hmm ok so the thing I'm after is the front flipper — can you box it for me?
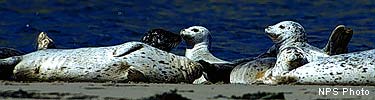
[323,25,353,55]
[113,42,145,57]
[37,32,56,50]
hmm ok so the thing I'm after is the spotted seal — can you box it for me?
[273,49,375,85]
[0,42,203,83]
[180,26,234,84]
[258,21,355,84]
[230,24,353,84]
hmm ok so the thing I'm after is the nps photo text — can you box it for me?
[319,88,370,96]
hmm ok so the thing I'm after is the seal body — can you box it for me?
[230,24,353,84]
[279,49,375,85]
[180,26,233,84]
[230,57,276,84]
[260,21,331,84]
[3,42,202,83]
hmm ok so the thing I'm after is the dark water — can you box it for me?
[0,0,374,61]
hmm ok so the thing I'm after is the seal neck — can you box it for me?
[276,33,307,49]
[185,42,210,60]
[186,42,211,56]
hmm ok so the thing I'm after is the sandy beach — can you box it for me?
[0,81,374,100]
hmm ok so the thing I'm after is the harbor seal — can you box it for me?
[141,29,182,52]
[180,26,233,84]
[273,49,375,85]
[259,21,354,84]
[0,42,203,83]
[230,24,353,84]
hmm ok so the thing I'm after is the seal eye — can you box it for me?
[279,25,285,29]
[191,29,199,32]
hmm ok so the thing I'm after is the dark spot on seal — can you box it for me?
[362,68,368,73]
[60,67,67,71]
[158,61,169,65]
[34,66,40,74]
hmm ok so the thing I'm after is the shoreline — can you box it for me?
[0,81,374,99]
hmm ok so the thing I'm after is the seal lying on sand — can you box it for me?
[273,49,375,85]
[230,24,353,84]
[180,25,353,84]
[259,21,356,84]
[0,42,202,83]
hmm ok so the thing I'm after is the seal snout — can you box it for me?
[180,29,192,39]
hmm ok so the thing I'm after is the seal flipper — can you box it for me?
[113,43,144,57]
[323,25,353,55]
[0,56,22,80]
[37,32,56,50]
[196,60,234,83]
[127,68,148,83]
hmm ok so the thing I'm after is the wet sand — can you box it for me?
[0,81,375,100]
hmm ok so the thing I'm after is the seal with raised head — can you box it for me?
[230,24,353,84]
[260,21,340,84]
[180,26,234,84]
[0,42,203,83]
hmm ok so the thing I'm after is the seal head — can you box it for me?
[140,29,181,52]
[265,21,307,45]
[180,26,212,49]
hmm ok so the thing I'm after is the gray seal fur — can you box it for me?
[275,49,375,85]
[260,21,330,84]
[0,42,202,83]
